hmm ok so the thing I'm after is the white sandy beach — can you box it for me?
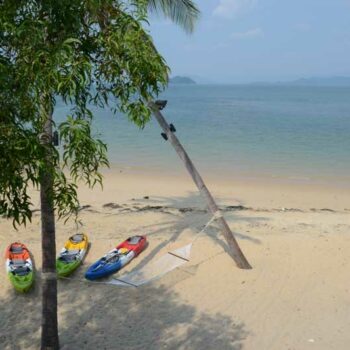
[1,169,350,349]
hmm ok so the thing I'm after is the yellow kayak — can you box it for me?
[56,233,89,277]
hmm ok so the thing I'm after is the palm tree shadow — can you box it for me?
[128,215,193,271]
[124,191,266,272]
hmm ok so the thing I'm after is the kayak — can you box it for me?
[5,242,34,293]
[85,235,147,280]
[56,233,88,277]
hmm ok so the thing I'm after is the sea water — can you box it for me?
[55,85,350,185]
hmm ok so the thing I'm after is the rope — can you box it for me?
[191,210,223,244]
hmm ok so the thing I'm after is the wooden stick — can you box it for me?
[168,252,190,262]
[149,102,252,270]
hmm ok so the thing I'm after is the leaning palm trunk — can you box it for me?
[149,102,251,269]
[39,103,59,350]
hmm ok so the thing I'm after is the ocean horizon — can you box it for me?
[55,84,350,187]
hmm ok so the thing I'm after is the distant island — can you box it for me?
[287,76,350,86]
[168,75,350,86]
[250,76,350,87]
[169,76,196,84]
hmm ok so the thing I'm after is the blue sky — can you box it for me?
[148,0,350,83]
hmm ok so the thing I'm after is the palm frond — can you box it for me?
[148,0,200,33]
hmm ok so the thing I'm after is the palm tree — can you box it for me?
[147,1,251,269]
[148,0,200,33]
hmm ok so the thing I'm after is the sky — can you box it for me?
[148,0,350,83]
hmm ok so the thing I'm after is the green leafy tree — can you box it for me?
[0,0,198,349]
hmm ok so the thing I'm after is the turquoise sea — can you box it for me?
[56,85,350,185]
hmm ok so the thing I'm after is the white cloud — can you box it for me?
[213,0,257,19]
[231,27,264,39]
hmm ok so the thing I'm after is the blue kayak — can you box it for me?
[85,236,147,280]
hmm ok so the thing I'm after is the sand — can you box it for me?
[1,168,350,349]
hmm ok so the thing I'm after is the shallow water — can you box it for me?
[55,85,350,185]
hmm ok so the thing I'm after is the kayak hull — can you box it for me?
[56,259,81,278]
[85,256,128,280]
[85,235,147,281]
[8,271,34,293]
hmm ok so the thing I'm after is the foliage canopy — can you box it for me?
[0,0,171,226]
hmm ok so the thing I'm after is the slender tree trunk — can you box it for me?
[149,102,251,269]
[40,102,59,350]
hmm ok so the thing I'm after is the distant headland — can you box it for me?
[169,76,196,84]
[249,76,350,87]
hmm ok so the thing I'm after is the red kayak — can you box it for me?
[116,236,147,256]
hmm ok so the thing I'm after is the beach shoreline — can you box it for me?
[85,166,350,211]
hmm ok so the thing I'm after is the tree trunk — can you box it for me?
[40,104,59,350]
[149,102,251,269]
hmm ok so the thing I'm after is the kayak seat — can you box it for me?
[10,246,24,254]
[59,249,80,263]
[106,254,120,264]
[10,260,30,275]
[66,249,80,255]
[13,266,30,276]
[70,234,84,243]
[128,236,142,245]
[59,255,77,263]
[11,259,26,266]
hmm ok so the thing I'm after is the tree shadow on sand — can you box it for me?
[0,274,248,350]
[0,277,41,349]
[59,280,248,350]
